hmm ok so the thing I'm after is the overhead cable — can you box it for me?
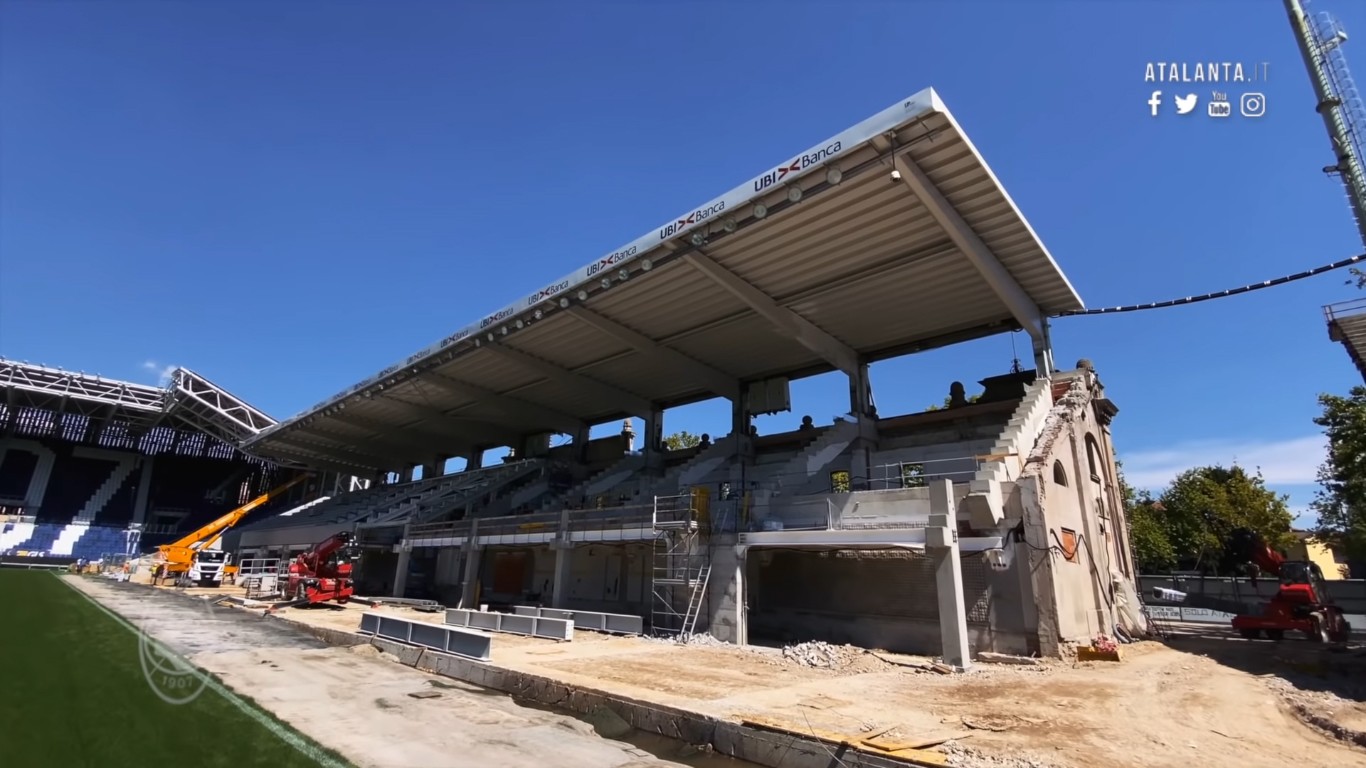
[1052,252,1366,317]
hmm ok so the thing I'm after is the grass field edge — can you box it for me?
[52,572,355,768]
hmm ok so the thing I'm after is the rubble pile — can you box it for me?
[781,641,861,669]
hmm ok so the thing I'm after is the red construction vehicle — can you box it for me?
[1226,529,1350,642]
[284,531,359,605]
[1157,528,1351,642]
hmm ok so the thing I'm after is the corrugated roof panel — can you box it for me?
[585,260,754,341]
[499,312,633,368]
[669,316,817,380]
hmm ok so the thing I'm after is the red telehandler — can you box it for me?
[283,530,360,605]
[1155,528,1351,642]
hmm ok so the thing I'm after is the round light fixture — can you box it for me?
[577,290,588,301]
[753,203,768,219]
[600,278,611,289]
[617,269,629,281]
[500,326,508,335]
[787,186,803,203]
[560,297,571,308]
[690,231,705,246]
[722,217,737,233]
[641,258,653,271]
[516,319,525,329]
[533,309,543,320]
[486,333,494,342]
[825,166,843,185]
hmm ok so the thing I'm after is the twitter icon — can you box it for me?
[1174,93,1199,115]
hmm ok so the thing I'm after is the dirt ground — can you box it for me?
[258,600,1366,768]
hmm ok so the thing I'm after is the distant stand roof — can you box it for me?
[244,86,1085,473]
[1325,298,1366,383]
[0,358,278,454]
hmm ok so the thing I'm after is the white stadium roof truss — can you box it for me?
[0,358,279,457]
[243,87,1085,472]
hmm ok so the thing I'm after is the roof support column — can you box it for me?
[421,461,442,480]
[643,409,664,471]
[466,449,483,471]
[1032,320,1055,377]
[848,361,875,490]
[572,424,591,464]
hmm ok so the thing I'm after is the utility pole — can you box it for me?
[1285,0,1366,248]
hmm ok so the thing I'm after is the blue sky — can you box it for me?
[3,0,1365,521]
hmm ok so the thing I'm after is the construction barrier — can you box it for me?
[444,608,574,641]
[357,612,492,662]
[512,605,643,635]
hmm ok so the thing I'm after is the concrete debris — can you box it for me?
[781,641,863,669]
[976,652,1042,666]
[942,742,1056,768]
[641,632,729,647]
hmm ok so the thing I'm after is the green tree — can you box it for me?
[662,430,701,450]
[1116,460,1175,572]
[1311,387,1366,562]
[1156,465,1294,573]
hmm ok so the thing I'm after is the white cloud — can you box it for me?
[142,360,177,387]
[1121,435,1327,490]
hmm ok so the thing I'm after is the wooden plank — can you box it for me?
[740,715,950,768]
[863,731,971,751]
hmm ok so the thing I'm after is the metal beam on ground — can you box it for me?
[890,152,1045,340]
[681,251,860,376]
[481,343,655,418]
[564,306,741,401]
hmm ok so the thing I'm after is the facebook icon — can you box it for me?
[1147,90,1162,117]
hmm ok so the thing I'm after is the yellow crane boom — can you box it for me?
[155,474,307,580]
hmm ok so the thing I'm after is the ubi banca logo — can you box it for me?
[752,141,842,193]
[138,599,212,705]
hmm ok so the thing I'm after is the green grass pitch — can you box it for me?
[0,569,349,767]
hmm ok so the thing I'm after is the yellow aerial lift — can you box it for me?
[152,474,307,587]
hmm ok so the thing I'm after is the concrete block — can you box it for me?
[962,479,1003,529]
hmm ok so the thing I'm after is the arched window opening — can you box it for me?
[1052,461,1068,487]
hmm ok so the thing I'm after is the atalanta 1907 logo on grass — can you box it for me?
[137,597,212,705]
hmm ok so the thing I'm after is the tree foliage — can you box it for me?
[1117,461,1175,572]
[1121,463,1293,574]
[662,430,701,451]
[1311,387,1366,562]
[1160,466,1293,572]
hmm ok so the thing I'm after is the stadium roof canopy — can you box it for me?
[0,358,277,451]
[1325,299,1366,382]
[243,86,1085,474]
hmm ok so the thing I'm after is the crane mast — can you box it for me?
[1285,0,1366,248]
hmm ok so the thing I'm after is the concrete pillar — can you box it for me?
[1032,320,1055,377]
[928,479,972,671]
[421,461,441,480]
[730,398,752,462]
[393,546,411,598]
[459,519,483,608]
[572,423,591,463]
[131,456,155,526]
[550,540,573,608]
[643,409,664,470]
[848,361,872,417]
[466,450,483,471]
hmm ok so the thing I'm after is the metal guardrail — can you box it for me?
[444,608,574,641]
[1325,297,1366,322]
[511,605,644,635]
[357,612,492,661]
